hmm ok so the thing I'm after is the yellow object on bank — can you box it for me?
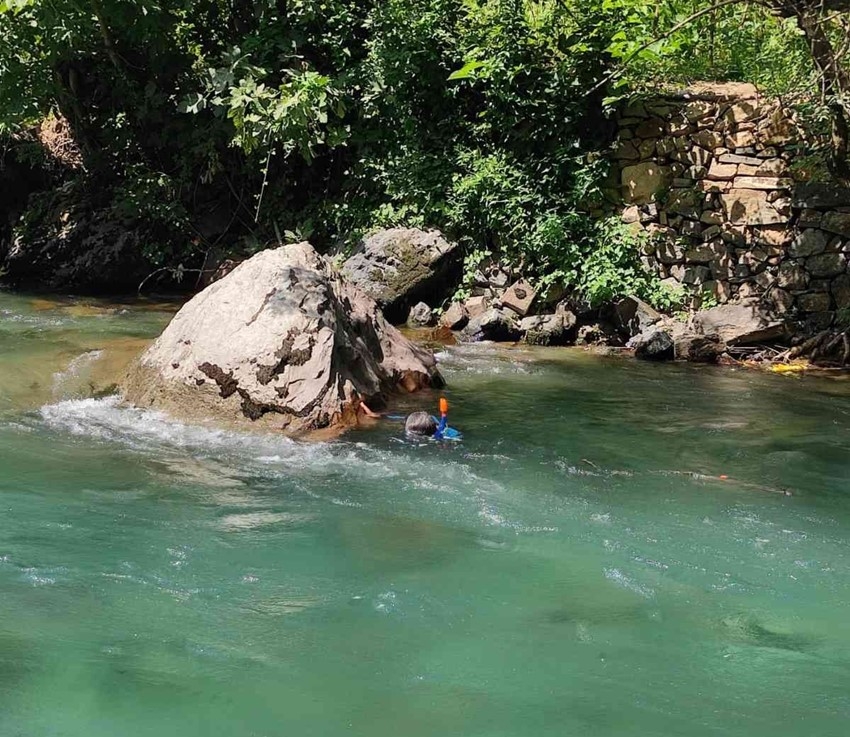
[768,362,809,375]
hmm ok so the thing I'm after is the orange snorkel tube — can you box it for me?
[439,397,449,418]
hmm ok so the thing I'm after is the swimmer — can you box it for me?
[405,398,462,440]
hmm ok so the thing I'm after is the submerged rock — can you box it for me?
[341,228,460,323]
[122,242,443,436]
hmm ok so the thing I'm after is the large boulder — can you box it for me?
[691,303,786,346]
[121,242,443,437]
[340,228,460,323]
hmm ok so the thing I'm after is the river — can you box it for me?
[2,289,850,736]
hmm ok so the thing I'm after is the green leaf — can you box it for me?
[447,60,487,81]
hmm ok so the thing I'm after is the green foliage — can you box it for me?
[1,0,847,301]
[581,217,682,309]
[111,165,191,264]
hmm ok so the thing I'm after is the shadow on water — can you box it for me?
[720,614,817,655]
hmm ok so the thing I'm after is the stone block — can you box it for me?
[701,210,724,225]
[692,302,787,345]
[638,139,657,159]
[760,111,796,146]
[707,161,738,180]
[440,302,469,330]
[621,205,641,224]
[621,162,671,205]
[685,242,724,263]
[826,236,844,253]
[464,295,489,321]
[821,212,850,238]
[752,270,776,289]
[790,229,828,257]
[750,226,791,248]
[667,118,691,136]
[806,252,847,278]
[732,264,751,280]
[688,146,713,168]
[771,288,794,312]
[666,189,703,219]
[725,130,756,149]
[698,180,730,194]
[681,220,703,238]
[615,140,640,161]
[755,159,786,177]
[635,118,666,139]
[694,130,725,150]
[710,253,734,280]
[723,100,761,124]
[732,176,793,191]
[792,183,850,210]
[656,138,677,158]
[720,224,747,246]
[720,189,787,226]
[655,239,684,264]
[718,153,762,167]
[797,292,832,312]
[683,100,716,122]
[831,274,850,310]
[500,280,537,317]
[737,283,760,301]
[683,265,711,284]
[713,279,732,302]
[798,209,823,228]
[737,164,760,176]
[701,225,722,241]
[777,262,809,291]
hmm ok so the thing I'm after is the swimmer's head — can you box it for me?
[404,411,437,437]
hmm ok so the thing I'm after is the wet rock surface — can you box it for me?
[122,242,443,436]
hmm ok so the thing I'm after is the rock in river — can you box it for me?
[122,242,443,437]
[341,228,460,323]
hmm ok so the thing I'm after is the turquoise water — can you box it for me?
[2,290,850,736]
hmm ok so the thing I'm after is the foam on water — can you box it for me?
[36,395,530,531]
[52,350,104,399]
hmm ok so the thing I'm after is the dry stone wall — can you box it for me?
[616,82,850,331]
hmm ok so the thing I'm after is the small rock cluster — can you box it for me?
[617,82,850,332]
[410,263,583,346]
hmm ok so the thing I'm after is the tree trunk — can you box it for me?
[770,0,850,181]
